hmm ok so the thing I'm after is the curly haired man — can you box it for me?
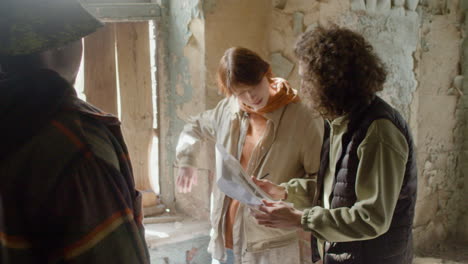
[252,27,417,264]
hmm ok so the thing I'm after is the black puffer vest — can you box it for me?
[312,96,417,264]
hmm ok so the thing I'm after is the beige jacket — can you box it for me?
[175,96,323,260]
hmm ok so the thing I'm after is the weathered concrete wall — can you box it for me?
[412,0,468,255]
[269,0,419,118]
[268,0,349,90]
[153,1,213,262]
[156,0,211,219]
[458,0,468,245]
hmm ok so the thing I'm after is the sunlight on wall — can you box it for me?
[74,40,86,100]
[149,20,160,194]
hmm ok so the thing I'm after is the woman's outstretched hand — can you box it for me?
[176,167,198,193]
[251,200,303,229]
[251,176,287,200]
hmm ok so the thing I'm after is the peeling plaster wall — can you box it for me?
[157,0,211,219]
[172,10,213,220]
[458,0,468,245]
[355,14,419,120]
[269,0,350,90]
[270,0,419,118]
[412,0,468,254]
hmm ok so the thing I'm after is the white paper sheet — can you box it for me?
[215,143,272,207]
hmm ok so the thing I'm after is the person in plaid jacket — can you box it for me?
[0,1,150,263]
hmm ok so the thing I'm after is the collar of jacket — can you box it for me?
[327,114,349,127]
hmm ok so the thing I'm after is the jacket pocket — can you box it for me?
[245,232,298,253]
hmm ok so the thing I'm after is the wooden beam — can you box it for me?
[83,3,161,22]
[115,22,154,193]
[84,24,118,116]
[82,0,150,3]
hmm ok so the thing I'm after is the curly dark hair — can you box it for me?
[295,26,387,119]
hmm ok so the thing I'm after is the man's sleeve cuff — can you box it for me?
[301,208,313,232]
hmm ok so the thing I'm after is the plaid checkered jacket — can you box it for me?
[0,69,149,263]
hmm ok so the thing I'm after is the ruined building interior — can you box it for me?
[72,0,468,263]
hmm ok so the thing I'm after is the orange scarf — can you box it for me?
[240,78,300,115]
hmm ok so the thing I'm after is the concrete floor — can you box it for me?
[414,241,468,264]
[145,218,212,264]
[414,257,468,264]
[144,218,468,264]
[148,235,211,264]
